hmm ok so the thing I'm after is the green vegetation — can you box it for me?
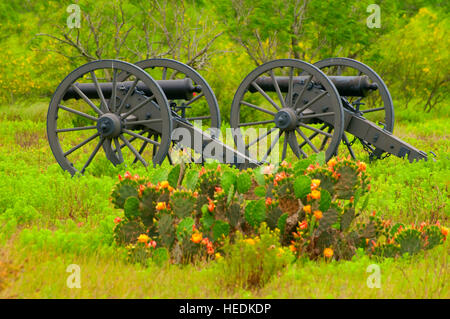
[0,0,448,298]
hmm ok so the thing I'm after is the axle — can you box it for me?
[63,78,202,101]
[252,76,378,97]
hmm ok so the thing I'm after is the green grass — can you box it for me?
[0,101,448,298]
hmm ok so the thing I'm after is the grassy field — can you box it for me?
[0,100,448,298]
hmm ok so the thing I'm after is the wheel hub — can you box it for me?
[274,108,298,130]
[97,113,122,137]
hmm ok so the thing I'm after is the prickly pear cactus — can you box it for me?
[221,171,237,194]
[317,208,338,233]
[139,185,163,227]
[111,179,139,209]
[293,175,311,199]
[340,207,355,232]
[265,206,283,230]
[319,189,332,212]
[176,217,195,241]
[236,172,252,194]
[212,220,230,241]
[422,225,444,250]
[168,164,181,188]
[197,168,221,198]
[113,219,146,245]
[244,199,266,228]
[396,229,423,255]
[226,202,243,229]
[170,190,196,219]
[157,213,175,248]
[124,196,140,220]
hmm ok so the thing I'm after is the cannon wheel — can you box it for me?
[47,60,172,176]
[105,58,220,164]
[230,59,344,163]
[314,57,394,159]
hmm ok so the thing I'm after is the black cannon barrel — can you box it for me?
[252,76,378,97]
[63,78,202,101]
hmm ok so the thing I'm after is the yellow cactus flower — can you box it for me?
[137,234,150,243]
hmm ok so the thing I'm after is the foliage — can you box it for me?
[366,7,449,111]
[213,223,294,290]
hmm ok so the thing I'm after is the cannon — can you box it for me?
[46,58,428,175]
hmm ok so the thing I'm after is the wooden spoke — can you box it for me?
[90,71,109,113]
[80,137,105,173]
[294,90,328,114]
[241,101,276,116]
[269,69,287,109]
[298,122,333,138]
[122,129,160,146]
[295,128,319,153]
[56,126,97,133]
[119,134,148,167]
[70,83,104,116]
[58,105,98,122]
[121,95,155,120]
[246,127,278,149]
[63,132,100,157]
[238,119,274,127]
[261,131,281,163]
[185,92,204,106]
[250,81,281,111]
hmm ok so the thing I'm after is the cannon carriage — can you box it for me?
[46,58,428,175]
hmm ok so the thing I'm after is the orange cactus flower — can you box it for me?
[303,205,312,214]
[311,179,321,190]
[114,217,122,224]
[215,186,223,193]
[118,174,123,181]
[137,234,150,243]
[208,199,215,212]
[207,246,215,255]
[299,220,308,230]
[327,158,337,169]
[156,202,167,211]
[289,244,297,252]
[357,161,367,172]
[124,171,132,179]
[201,237,210,245]
[265,197,273,206]
[310,190,321,200]
[199,167,206,177]
[313,210,323,220]
[191,232,203,244]
[323,248,334,258]
[441,226,449,237]
[160,181,169,189]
